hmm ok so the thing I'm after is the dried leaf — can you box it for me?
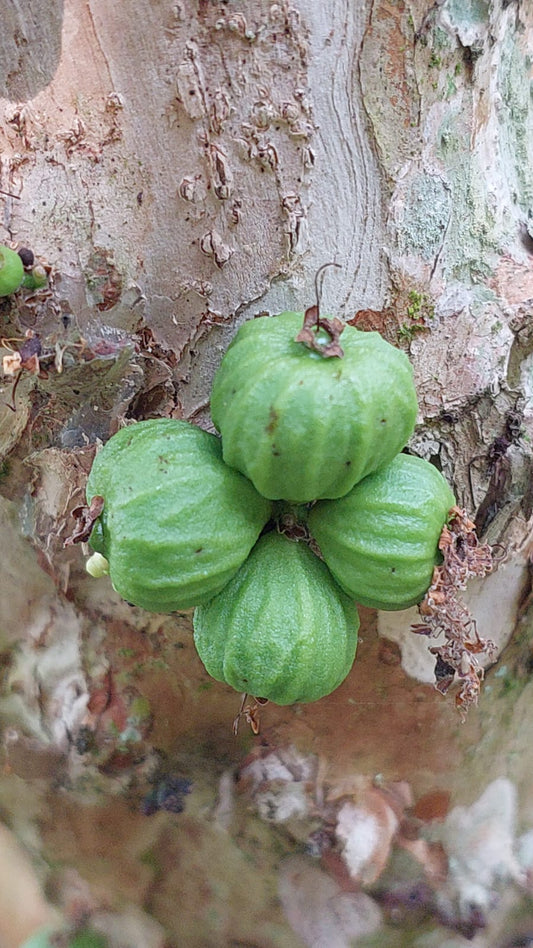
[412,507,497,718]
[19,332,42,363]
[64,495,105,546]
[347,307,402,344]
[233,693,269,735]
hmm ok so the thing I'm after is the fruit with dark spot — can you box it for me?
[210,311,418,502]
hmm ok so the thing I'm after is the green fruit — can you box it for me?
[193,531,359,705]
[70,932,108,948]
[308,453,456,611]
[0,244,24,295]
[21,264,48,290]
[86,418,272,612]
[20,928,107,948]
[210,311,418,502]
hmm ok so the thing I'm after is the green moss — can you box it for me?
[445,75,457,99]
[406,289,434,321]
[117,646,136,659]
[140,847,163,874]
[498,672,523,698]
[397,289,435,344]
[128,695,151,721]
[432,37,529,283]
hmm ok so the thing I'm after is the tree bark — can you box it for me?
[1,1,533,946]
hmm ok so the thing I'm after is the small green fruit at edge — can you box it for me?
[86,418,272,612]
[19,926,108,948]
[210,311,418,502]
[193,531,359,705]
[21,264,48,290]
[0,244,24,296]
[308,453,456,611]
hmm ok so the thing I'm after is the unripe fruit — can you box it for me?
[308,453,456,610]
[0,244,24,295]
[193,531,359,705]
[210,311,418,502]
[86,418,272,612]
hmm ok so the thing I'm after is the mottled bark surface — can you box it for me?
[1,2,533,946]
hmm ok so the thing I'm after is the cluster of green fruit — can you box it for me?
[85,311,455,706]
[0,243,47,295]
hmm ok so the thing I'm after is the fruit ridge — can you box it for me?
[193,531,360,705]
[210,311,418,502]
[86,418,272,612]
[308,453,456,610]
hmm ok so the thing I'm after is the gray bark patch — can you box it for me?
[0,0,63,100]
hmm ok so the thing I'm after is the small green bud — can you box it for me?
[21,264,48,290]
[86,552,110,578]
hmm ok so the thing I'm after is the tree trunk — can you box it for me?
[1,1,533,946]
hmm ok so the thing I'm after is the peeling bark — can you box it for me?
[2,2,533,946]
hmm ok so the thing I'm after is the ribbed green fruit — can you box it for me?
[210,311,418,502]
[308,453,455,611]
[193,532,359,705]
[86,418,272,612]
[0,244,24,295]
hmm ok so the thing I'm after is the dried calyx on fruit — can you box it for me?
[210,309,418,503]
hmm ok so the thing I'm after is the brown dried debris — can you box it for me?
[411,506,497,719]
[347,306,402,345]
[2,329,45,410]
[64,495,104,547]
[233,693,269,735]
